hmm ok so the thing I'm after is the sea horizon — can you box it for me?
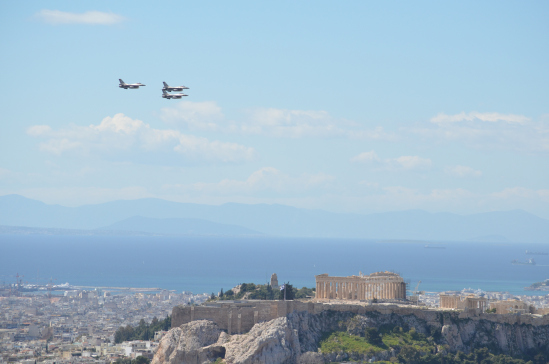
[1,234,547,297]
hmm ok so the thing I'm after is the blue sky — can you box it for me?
[0,1,548,218]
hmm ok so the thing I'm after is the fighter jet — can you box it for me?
[162,82,189,92]
[162,89,188,99]
[119,79,146,89]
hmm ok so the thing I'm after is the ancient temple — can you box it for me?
[315,271,407,300]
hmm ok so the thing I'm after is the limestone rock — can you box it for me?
[441,324,464,352]
[151,320,224,364]
[153,307,549,364]
[223,317,301,364]
[297,351,325,364]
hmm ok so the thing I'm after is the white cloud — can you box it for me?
[39,139,83,155]
[160,101,395,140]
[160,101,225,132]
[244,108,394,139]
[431,111,530,125]
[0,168,13,180]
[36,10,125,25]
[164,167,335,196]
[91,114,144,133]
[407,111,549,153]
[27,125,52,136]
[394,156,432,171]
[350,151,380,163]
[27,113,256,162]
[351,151,432,171]
[445,165,482,178]
[358,181,380,189]
[490,187,549,201]
[173,134,254,162]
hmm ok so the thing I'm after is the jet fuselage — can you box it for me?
[119,79,146,89]
[162,82,189,92]
[162,90,187,99]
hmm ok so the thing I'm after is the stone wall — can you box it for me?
[172,300,549,335]
[172,301,316,334]
[490,300,535,314]
[440,294,488,310]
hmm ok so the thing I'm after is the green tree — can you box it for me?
[398,346,421,363]
[277,282,295,300]
[114,316,171,343]
[133,356,150,364]
[364,327,383,346]
[163,315,171,330]
[295,287,315,299]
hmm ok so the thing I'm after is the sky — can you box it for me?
[0,1,548,218]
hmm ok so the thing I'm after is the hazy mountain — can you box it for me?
[1,194,548,242]
[100,216,261,236]
[466,234,510,243]
[0,225,157,236]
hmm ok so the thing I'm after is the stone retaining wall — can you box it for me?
[172,300,549,334]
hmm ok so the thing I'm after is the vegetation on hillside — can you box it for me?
[526,279,549,290]
[211,282,314,301]
[114,316,171,343]
[320,325,433,357]
[319,322,546,364]
[112,357,150,364]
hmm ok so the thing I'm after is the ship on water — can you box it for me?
[526,250,548,255]
[512,258,536,265]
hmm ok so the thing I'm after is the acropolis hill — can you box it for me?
[172,271,547,334]
[172,298,549,335]
[155,272,549,363]
[161,299,549,364]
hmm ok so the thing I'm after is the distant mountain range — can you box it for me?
[0,194,548,243]
[101,216,260,236]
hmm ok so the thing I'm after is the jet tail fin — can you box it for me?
[119,79,125,85]
[163,82,168,87]
[162,89,167,94]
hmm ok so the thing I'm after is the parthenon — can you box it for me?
[315,271,407,300]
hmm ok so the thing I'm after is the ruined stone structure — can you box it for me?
[439,294,487,310]
[269,273,279,290]
[172,300,315,334]
[490,299,535,314]
[172,299,549,338]
[315,271,407,300]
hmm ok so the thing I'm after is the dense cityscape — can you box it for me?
[0,286,208,364]
[2,278,549,364]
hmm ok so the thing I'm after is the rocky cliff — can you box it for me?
[152,308,549,364]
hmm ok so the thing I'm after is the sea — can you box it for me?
[0,235,548,296]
